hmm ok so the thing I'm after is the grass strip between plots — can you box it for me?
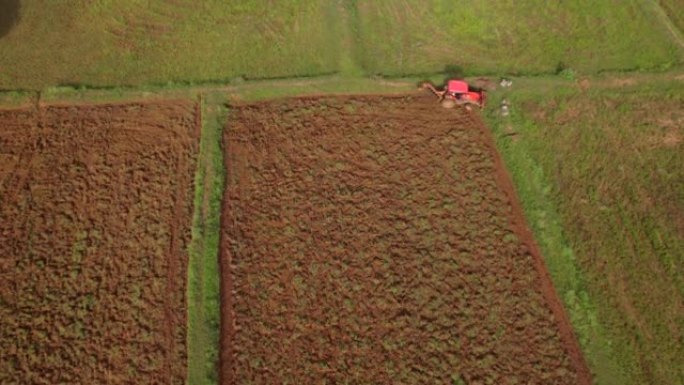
[187,95,226,385]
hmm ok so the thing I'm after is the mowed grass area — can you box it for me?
[354,0,683,77]
[484,74,684,385]
[1,0,683,90]
[0,0,341,89]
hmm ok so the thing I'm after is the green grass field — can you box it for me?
[354,0,683,77]
[484,74,684,385]
[1,0,683,90]
[0,0,341,89]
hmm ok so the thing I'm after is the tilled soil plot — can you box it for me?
[0,101,199,384]
[220,95,590,385]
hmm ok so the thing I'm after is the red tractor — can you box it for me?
[422,80,486,109]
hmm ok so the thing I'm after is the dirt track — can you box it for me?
[0,100,199,384]
[220,95,591,384]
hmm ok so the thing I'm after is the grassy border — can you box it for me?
[482,90,637,385]
[187,94,226,385]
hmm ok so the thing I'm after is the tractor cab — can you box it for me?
[446,80,469,94]
[446,80,485,107]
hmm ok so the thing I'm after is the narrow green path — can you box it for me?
[187,94,226,385]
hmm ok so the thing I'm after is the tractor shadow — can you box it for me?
[442,64,465,85]
[0,0,21,39]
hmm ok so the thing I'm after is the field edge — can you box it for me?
[483,92,640,385]
[473,113,593,385]
[187,94,226,385]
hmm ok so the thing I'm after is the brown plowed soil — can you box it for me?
[220,95,591,384]
[0,100,200,384]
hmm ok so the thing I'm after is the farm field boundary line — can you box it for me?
[0,96,201,111]
[470,111,592,385]
[161,97,200,384]
[1,69,683,109]
[187,93,226,385]
[217,138,235,385]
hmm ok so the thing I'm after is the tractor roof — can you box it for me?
[447,80,469,93]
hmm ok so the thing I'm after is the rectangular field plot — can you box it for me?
[0,101,199,384]
[221,95,590,384]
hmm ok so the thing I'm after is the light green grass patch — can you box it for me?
[0,1,341,90]
[1,0,683,90]
[354,0,683,77]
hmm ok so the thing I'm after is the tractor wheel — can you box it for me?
[441,99,457,109]
[456,99,480,109]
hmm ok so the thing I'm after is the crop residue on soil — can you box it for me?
[0,101,199,384]
[220,95,590,384]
